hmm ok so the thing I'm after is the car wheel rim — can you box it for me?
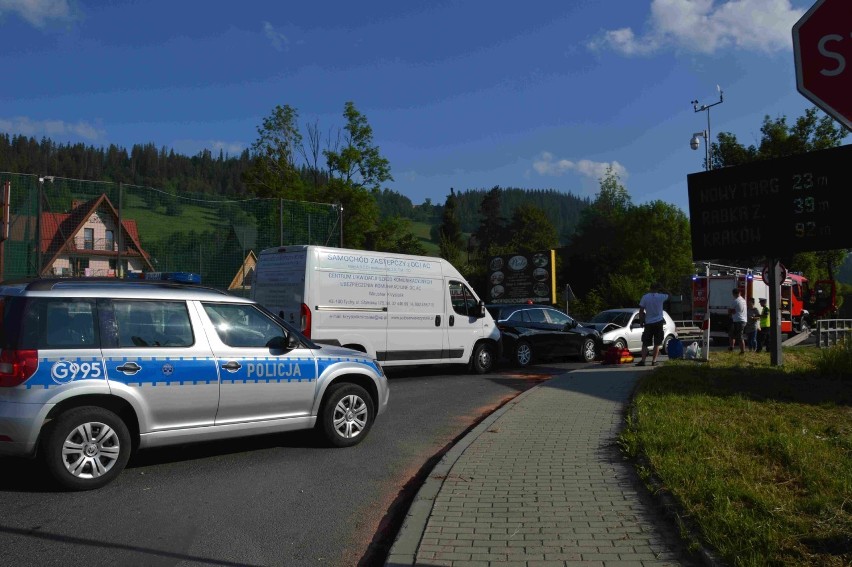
[61,421,121,479]
[517,344,531,365]
[584,341,596,361]
[478,347,492,369]
[333,394,368,439]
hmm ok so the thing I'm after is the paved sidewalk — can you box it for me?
[386,366,702,567]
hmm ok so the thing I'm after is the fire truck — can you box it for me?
[690,265,836,343]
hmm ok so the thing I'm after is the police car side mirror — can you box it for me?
[267,334,300,351]
[287,333,301,349]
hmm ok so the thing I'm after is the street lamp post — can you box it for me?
[690,87,724,171]
[36,176,54,277]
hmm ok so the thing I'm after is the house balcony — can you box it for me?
[68,237,117,252]
[52,267,120,278]
[61,238,142,256]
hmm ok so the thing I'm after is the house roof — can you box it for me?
[228,250,257,290]
[7,193,154,274]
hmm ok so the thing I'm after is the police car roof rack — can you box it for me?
[22,278,229,295]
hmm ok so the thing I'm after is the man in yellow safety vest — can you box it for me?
[755,298,771,353]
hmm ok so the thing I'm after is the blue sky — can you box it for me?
[1,0,846,217]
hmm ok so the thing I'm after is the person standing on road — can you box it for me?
[728,288,747,354]
[755,297,771,353]
[745,297,760,351]
[636,282,669,367]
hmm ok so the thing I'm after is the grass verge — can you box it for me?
[619,344,852,567]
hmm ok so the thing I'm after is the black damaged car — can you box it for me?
[485,304,602,367]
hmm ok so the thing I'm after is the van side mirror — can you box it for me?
[478,301,487,318]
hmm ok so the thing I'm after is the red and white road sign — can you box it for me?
[793,0,852,130]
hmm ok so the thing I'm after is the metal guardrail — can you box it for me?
[816,319,852,348]
[673,320,704,342]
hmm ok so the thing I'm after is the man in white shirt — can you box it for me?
[728,288,748,354]
[636,282,669,366]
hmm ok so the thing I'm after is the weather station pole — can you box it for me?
[690,88,724,361]
[690,86,724,171]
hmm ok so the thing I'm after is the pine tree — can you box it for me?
[439,188,464,262]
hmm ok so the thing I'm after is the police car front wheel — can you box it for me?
[42,406,132,491]
[319,383,375,448]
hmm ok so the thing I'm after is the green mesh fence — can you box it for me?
[0,173,341,293]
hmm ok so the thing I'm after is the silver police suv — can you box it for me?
[0,279,389,490]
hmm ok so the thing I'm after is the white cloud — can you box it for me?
[0,116,105,141]
[0,0,73,28]
[533,152,628,181]
[263,21,289,52]
[588,0,805,56]
[590,27,661,56]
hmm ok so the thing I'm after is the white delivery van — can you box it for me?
[252,245,501,373]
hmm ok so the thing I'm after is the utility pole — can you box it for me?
[0,181,10,282]
[339,204,344,247]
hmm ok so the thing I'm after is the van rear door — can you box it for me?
[252,247,309,329]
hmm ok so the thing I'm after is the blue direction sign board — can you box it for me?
[687,145,852,260]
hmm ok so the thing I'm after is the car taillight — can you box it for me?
[300,303,312,338]
[0,349,39,387]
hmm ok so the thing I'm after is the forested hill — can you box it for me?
[451,187,590,242]
[1,133,590,243]
[372,185,590,244]
[0,133,254,195]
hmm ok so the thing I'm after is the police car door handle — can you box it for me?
[221,361,242,372]
[449,315,455,326]
[116,362,141,375]
[435,315,441,326]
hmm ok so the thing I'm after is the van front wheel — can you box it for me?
[471,342,495,374]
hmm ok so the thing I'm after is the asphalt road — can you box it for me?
[0,360,588,567]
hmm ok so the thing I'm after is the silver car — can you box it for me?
[581,308,678,354]
[0,279,389,490]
